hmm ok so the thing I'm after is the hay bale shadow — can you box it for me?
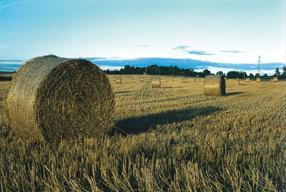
[226,92,244,96]
[111,106,221,135]
[114,90,134,95]
[162,86,173,88]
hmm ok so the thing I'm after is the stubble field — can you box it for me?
[0,75,285,191]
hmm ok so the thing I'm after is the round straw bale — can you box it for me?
[256,77,261,82]
[204,75,226,96]
[5,55,114,142]
[272,77,278,82]
[115,78,122,84]
[151,79,161,88]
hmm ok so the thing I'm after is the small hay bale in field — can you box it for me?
[245,78,250,82]
[151,78,161,88]
[6,55,115,142]
[272,77,278,82]
[114,78,122,84]
[204,75,226,96]
[256,77,261,82]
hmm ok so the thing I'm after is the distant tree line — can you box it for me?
[104,65,286,79]
[274,66,286,79]
[104,65,211,77]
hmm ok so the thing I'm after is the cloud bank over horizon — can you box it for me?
[0,0,284,64]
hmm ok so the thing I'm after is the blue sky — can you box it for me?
[0,0,285,63]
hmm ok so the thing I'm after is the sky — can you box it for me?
[0,0,285,64]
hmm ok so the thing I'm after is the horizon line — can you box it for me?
[0,57,285,65]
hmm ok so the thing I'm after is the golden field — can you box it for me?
[0,75,285,191]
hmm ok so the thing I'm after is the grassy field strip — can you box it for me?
[116,88,241,121]
[112,81,144,93]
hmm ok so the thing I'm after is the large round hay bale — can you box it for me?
[6,55,114,142]
[204,75,226,96]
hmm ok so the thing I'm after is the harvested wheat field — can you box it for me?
[0,75,285,191]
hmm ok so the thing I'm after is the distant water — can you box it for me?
[0,60,23,72]
[0,60,123,72]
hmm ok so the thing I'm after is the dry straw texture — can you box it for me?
[236,78,240,85]
[181,78,189,83]
[6,55,114,142]
[204,75,226,96]
[151,79,161,88]
[245,78,250,82]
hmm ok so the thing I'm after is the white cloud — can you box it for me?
[98,65,123,71]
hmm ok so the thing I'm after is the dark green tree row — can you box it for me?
[104,65,286,79]
[274,66,286,79]
[105,65,211,77]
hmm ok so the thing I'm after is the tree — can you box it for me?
[282,65,286,76]
[216,71,224,76]
[275,68,280,76]
[226,71,245,79]
[249,73,254,79]
[202,69,211,77]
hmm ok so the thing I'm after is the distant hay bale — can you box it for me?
[256,77,261,82]
[204,75,226,96]
[245,78,250,82]
[5,55,114,142]
[114,77,122,84]
[151,78,161,88]
[272,77,278,82]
